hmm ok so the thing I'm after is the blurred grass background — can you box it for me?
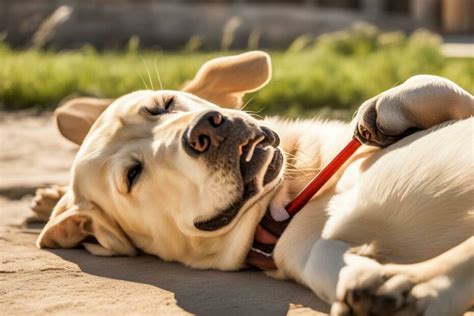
[1,25,472,119]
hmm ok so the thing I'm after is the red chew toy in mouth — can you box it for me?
[285,138,361,216]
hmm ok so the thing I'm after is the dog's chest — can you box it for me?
[334,157,368,194]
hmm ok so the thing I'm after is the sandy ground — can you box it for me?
[0,112,329,316]
[0,112,76,197]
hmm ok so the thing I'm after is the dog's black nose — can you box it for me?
[185,111,226,153]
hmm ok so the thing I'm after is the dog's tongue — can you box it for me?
[254,224,278,244]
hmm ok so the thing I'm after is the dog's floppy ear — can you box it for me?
[183,51,272,109]
[55,97,113,145]
[37,192,136,257]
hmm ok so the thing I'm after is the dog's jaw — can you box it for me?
[189,144,282,230]
[190,116,283,232]
[194,148,283,232]
[197,176,284,270]
[178,148,286,270]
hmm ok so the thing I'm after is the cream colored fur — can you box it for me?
[34,52,474,316]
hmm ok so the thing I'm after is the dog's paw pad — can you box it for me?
[333,259,454,316]
[335,259,384,315]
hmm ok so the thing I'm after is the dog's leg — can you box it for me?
[271,192,353,304]
[332,236,474,316]
[28,185,67,223]
[276,236,375,306]
[302,238,355,304]
[354,75,473,147]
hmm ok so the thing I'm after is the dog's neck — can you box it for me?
[264,117,355,203]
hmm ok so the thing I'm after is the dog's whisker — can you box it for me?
[281,150,316,166]
[285,167,321,173]
[284,168,320,178]
[242,109,265,120]
[284,168,315,176]
[282,153,312,166]
[252,106,267,115]
[289,164,318,172]
[286,155,314,167]
[154,57,164,91]
[139,74,150,90]
[282,158,318,168]
[281,151,299,159]
[240,95,256,111]
[142,56,155,90]
[247,112,265,120]
[240,95,268,120]
[282,170,316,180]
[283,161,321,174]
[243,106,266,115]
[281,148,313,161]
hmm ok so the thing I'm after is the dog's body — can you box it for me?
[269,117,474,312]
[33,52,474,315]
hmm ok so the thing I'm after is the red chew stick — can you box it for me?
[285,138,361,216]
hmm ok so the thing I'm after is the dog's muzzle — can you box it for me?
[182,110,283,231]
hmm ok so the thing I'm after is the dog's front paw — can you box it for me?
[354,93,419,148]
[331,258,449,316]
[354,75,473,147]
[29,185,66,222]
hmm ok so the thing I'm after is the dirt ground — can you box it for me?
[0,112,329,315]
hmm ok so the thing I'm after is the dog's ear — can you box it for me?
[55,97,113,145]
[183,51,272,109]
[36,192,136,257]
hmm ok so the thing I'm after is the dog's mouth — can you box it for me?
[194,128,283,231]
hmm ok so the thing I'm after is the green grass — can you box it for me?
[1,26,472,119]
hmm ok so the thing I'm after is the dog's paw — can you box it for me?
[331,258,450,316]
[354,75,473,147]
[29,185,66,222]
[354,93,419,148]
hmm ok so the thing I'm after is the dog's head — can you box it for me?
[37,52,285,269]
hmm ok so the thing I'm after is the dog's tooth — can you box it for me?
[270,206,290,222]
[245,136,265,162]
[239,140,249,157]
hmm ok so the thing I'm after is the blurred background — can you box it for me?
[0,0,472,118]
[0,3,472,314]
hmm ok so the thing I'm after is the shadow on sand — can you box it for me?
[49,247,329,315]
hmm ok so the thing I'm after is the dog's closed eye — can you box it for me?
[126,162,143,192]
[139,96,175,117]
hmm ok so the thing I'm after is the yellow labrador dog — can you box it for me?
[34,52,473,315]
